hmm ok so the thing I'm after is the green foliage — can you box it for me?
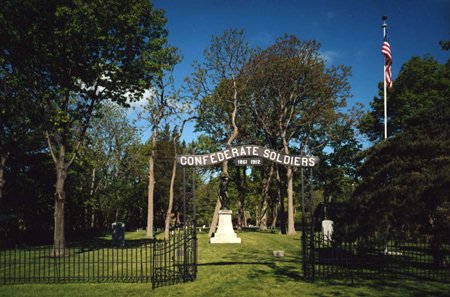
[1,0,178,244]
[359,56,450,143]
[346,95,450,243]
[343,55,450,245]
[244,35,352,151]
[191,32,358,231]
[189,29,251,145]
[152,124,185,227]
[62,102,148,236]
[315,117,361,202]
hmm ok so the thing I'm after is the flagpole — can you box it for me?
[382,16,388,140]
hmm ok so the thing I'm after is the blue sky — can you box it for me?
[149,0,449,142]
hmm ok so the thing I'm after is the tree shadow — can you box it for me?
[312,278,450,297]
[199,257,303,282]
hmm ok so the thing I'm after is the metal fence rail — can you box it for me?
[304,232,450,283]
[0,227,197,287]
[0,240,153,284]
[152,224,197,289]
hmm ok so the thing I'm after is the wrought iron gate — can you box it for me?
[151,167,197,289]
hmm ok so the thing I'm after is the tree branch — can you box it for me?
[45,132,58,164]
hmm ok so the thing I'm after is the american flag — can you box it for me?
[381,39,392,88]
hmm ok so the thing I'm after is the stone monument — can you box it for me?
[210,176,241,244]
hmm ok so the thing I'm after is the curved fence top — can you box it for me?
[177,145,319,167]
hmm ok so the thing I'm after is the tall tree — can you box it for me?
[0,66,26,200]
[82,102,143,229]
[141,63,180,238]
[0,53,45,202]
[346,55,450,266]
[187,29,251,237]
[347,102,450,266]
[1,0,176,251]
[244,36,351,235]
[164,119,195,240]
[359,56,449,143]
[314,111,362,203]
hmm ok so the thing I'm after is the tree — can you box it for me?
[187,29,251,237]
[359,56,449,142]
[82,102,144,230]
[346,55,450,266]
[1,0,176,251]
[244,36,351,235]
[164,119,195,240]
[347,102,450,266]
[314,111,362,203]
[0,54,45,202]
[141,64,181,239]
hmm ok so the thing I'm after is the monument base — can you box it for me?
[210,210,241,244]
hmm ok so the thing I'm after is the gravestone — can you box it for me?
[112,222,125,247]
[322,219,333,241]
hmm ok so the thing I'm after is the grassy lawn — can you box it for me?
[0,231,449,297]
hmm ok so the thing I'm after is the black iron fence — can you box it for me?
[0,239,153,284]
[304,231,450,282]
[0,226,197,287]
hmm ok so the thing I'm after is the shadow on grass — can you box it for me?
[312,277,450,297]
[199,258,304,282]
[251,261,303,282]
[198,261,272,266]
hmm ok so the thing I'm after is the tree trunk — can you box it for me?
[115,209,119,222]
[164,143,178,240]
[235,168,242,228]
[53,144,67,255]
[241,167,248,227]
[259,164,274,230]
[281,131,296,235]
[235,166,247,229]
[147,156,155,238]
[0,151,8,201]
[277,166,287,234]
[255,203,260,227]
[84,207,88,230]
[271,206,278,229]
[91,211,95,229]
[208,197,222,238]
[286,166,296,235]
[279,189,287,234]
[83,167,96,230]
[147,133,156,239]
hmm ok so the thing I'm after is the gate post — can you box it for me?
[301,168,307,278]
[183,167,188,282]
[309,168,315,281]
[192,167,198,277]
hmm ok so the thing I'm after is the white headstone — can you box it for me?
[322,219,334,241]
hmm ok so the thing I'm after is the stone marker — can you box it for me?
[322,219,333,241]
[273,250,285,257]
[112,222,125,247]
[210,210,241,244]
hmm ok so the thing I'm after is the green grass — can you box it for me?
[0,231,449,297]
